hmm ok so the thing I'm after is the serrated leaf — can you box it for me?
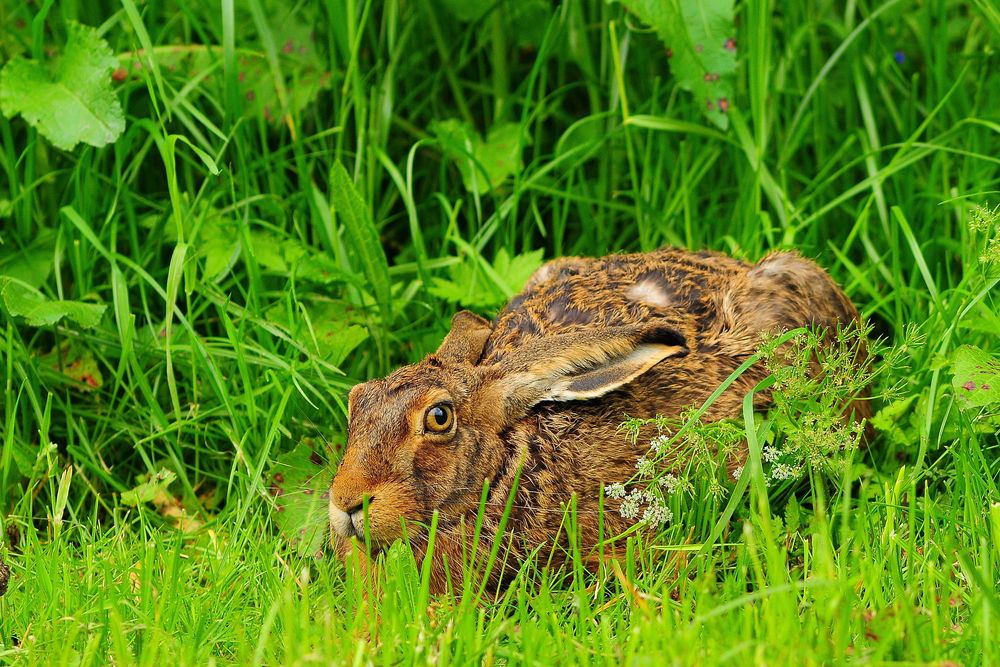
[952,345,1000,409]
[429,248,543,309]
[267,439,334,558]
[430,119,525,194]
[0,22,124,150]
[248,230,361,286]
[784,496,801,535]
[0,279,106,328]
[121,469,177,506]
[494,247,544,293]
[266,301,369,366]
[614,0,736,129]
[870,395,918,446]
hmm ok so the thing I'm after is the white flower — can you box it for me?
[604,482,626,499]
[641,501,673,526]
[762,445,781,463]
[635,456,654,477]
[650,435,670,454]
[731,466,743,481]
[658,473,680,494]
[619,494,641,520]
[770,462,801,481]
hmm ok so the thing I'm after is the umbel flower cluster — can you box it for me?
[605,322,905,528]
[969,203,1000,267]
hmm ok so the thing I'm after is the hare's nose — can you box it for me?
[346,497,374,517]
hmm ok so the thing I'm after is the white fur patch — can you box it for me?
[626,278,674,309]
[329,502,354,538]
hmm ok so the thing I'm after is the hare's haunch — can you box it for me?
[329,248,869,593]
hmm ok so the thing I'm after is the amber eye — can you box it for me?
[424,403,455,433]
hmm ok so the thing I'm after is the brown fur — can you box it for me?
[329,247,870,594]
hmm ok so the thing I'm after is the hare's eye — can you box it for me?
[424,404,455,433]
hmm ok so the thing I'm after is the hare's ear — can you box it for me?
[436,311,493,364]
[492,323,688,418]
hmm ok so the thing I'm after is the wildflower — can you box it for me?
[619,489,643,520]
[642,502,673,526]
[762,445,781,463]
[658,473,680,494]
[770,462,801,481]
[604,482,626,500]
[968,204,997,233]
[650,434,670,454]
[635,456,654,477]
[731,465,743,481]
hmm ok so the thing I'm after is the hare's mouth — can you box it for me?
[329,502,411,552]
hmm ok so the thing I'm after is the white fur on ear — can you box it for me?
[546,343,683,401]
[501,341,684,413]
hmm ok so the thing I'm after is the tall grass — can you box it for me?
[0,0,998,664]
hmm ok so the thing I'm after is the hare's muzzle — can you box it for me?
[328,502,355,538]
[329,496,375,539]
[329,468,376,539]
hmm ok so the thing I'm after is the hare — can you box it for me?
[329,248,869,594]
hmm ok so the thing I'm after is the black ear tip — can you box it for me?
[644,324,688,350]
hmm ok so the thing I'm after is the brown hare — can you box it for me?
[329,247,869,594]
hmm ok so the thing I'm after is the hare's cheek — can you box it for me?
[412,445,458,483]
[366,480,422,541]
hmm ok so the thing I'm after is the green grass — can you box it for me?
[1,0,999,664]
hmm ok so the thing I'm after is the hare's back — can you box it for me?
[480,248,749,364]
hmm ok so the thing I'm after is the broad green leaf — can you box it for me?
[266,301,369,366]
[0,231,55,288]
[0,22,125,150]
[266,439,334,558]
[870,395,918,446]
[494,247,545,293]
[196,215,240,281]
[39,342,104,390]
[429,248,544,309]
[431,119,526,194]
[121,469,178,506]
[952,345,1000,409]
[248,231,290,273]
[248,230,360,286]
[0,279,106,328]
[310,323,368,367]
[613,0,736,129]
[329,162,392,323]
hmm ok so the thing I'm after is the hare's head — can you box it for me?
[329,311,688,549]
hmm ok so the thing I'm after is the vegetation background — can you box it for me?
[0,0,998,664]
